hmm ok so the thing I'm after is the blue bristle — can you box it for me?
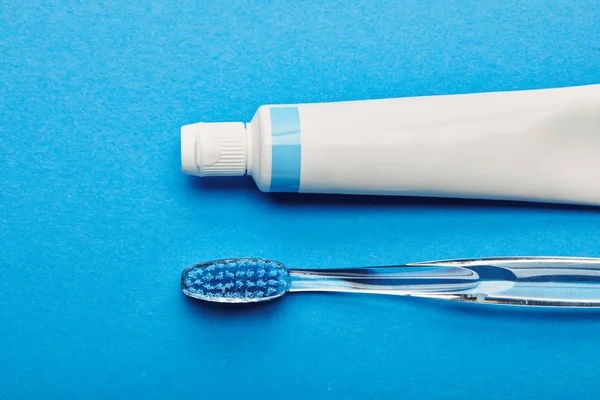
[182,259,290,302]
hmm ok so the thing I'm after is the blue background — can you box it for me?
[2,1,600,399]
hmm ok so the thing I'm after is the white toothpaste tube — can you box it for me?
[181,84,600,205]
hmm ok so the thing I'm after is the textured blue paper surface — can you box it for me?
[2,1,600,399]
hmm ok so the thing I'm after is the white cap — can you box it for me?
[181,122,247,177]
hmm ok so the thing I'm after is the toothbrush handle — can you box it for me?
[289,257,600,307]
[414,256,600,307]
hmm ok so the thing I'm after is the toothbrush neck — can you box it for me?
[287,266,479,294]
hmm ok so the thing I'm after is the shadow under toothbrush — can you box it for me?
[182,293,287,318]
[312,291,600,320]
[187,176,600,212]
[182,290,600,321]
[398,295,600,320]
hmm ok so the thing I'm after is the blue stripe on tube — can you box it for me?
[270,107,301,192]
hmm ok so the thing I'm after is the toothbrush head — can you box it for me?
[181,258,290,303]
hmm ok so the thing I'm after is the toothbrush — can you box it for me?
[181,256,600,307]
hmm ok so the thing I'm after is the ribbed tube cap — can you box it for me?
[181,122,247,177]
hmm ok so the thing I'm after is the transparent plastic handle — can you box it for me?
[289,257,600,307]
